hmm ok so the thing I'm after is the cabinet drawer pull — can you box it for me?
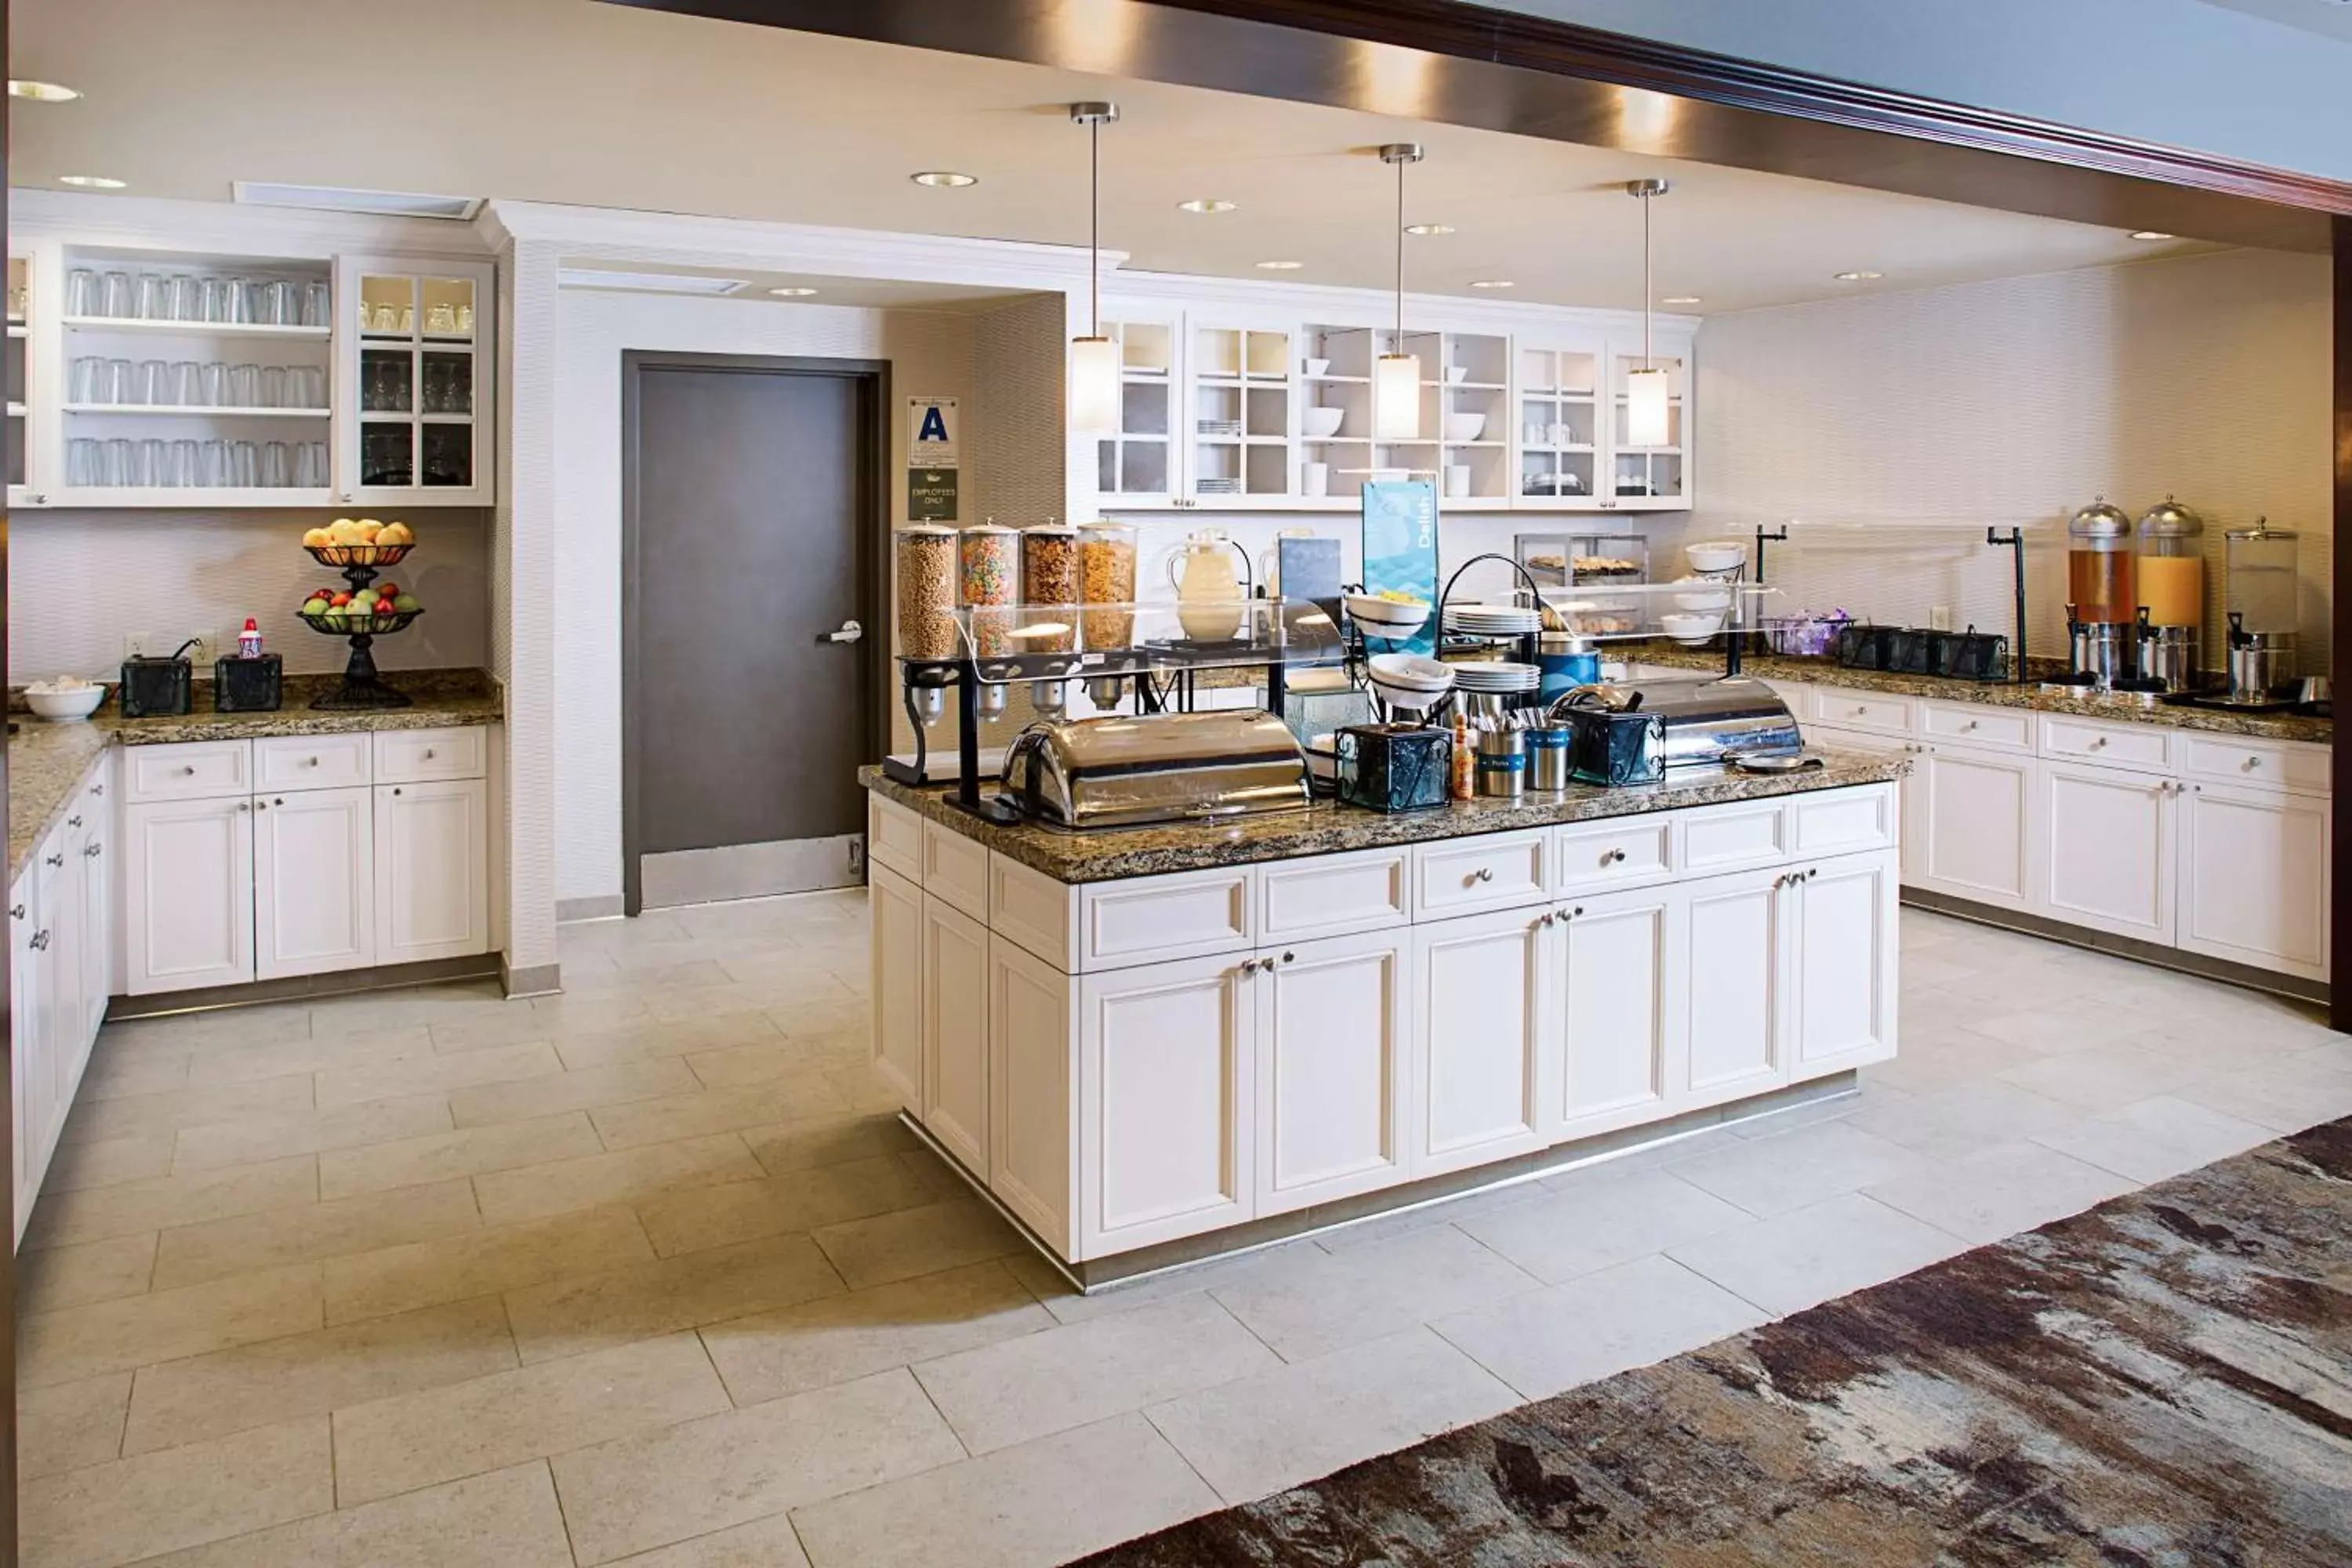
[1961,720,1978,731]
[92,783,104,796]
[31,929,50,950]
[392,786,403,797]
[235,801,250,813]
[1471,867,1494,884]
[2089,736,2107,750]
[306,757,320,767]
[9,904,23,920]
[423,749,436,760]
[67,815,83,828]
[85,843,102,858]
[1605,848,1627,864]
[2241,756,2262,771]
[1281,951,1295,964]
[45,852,64,867]
[178,765,196,776]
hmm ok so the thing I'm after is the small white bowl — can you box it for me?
[1302,406,1345,439]
[1659,612,1724,645]
[1444,365,1470,385]
[25,684,107,721]
[1443,412,1486,443]
[1368,652,1455,691]
[1303,358,1333,378]
[1671,578,1733,613]
[1684,539,1747,574]
[1345,593,1432,633]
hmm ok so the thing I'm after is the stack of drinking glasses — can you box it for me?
[64,267,332,328]
[68,357,328,409]
[67,437,329,489]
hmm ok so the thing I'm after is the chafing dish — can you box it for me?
[1548,675,1803,778]
[1000,711,1311,829]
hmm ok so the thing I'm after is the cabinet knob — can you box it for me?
[45,852,63,867]
[1472,867,1494,884]
[92,783,104,796]
[306,757,319,766]
[67,815,82,828]
[1538,912,1555,927]
[423,750,435,760]
[235,801,249,813]
[1281,951,1295,964]
[2242,757,2261,770]
[178,765,196,776]
[1962,720,1978,731]
[2089,736,2107,750]
[1573,906,1584,916]
[85,843,102,858]
[256,800,267,811]
[393,786,403,797]
[9,904,23,920]
[31,929,49,950]
[1605,848,1626,864]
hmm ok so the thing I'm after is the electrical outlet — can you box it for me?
[122,633,148,659]
[182,633,212,667]
[1929,604,1954,632]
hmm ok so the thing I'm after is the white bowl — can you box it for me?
[1659,612,1724,644]
[1302,406,1345,439]
[1345,593,1431,632]
[1443,412,1486,443]
[1371,681,1446,716]
[1444,365,1469,385]
[1303,358,1333,378]
[25,684,107,721]
[1671,578,1733,613]
[1367,652,1455,691]
[1684,539,1747,573]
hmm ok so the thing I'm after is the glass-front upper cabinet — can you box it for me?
[335,255,494,507]
[1604,328,1690,510]
[6,256,29,496]
[1514,333,1605,511]
[1092,317,1177,506]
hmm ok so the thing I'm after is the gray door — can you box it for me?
[626,356,883,912]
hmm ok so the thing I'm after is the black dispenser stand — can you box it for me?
[1985,527,2028,683]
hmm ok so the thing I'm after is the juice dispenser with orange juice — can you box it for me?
[2064,498,2136,687]
[2134,495,2205,691]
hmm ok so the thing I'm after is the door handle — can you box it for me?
[818,619,864,645]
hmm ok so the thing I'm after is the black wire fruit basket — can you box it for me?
[299,554,423,710]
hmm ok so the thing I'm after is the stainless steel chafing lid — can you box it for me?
[1618,675,1803,765]
[1001,710,1311,828]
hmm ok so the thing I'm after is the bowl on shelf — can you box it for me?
[24,679,107,722]
[1659,611,1724,645]
[1368,652,1455,713]
[1444,365,1470,385]
[1303,357,1333,378]
[1443,412,1486,443]
[1302,406,1346,439]
[1671,579,1733,613]
[1345,592,1432,634]
[305,543,413,568]
[1683,539,1747,574]
[300,604,425,636]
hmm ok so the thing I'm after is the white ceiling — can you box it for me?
[8,0,2221,314]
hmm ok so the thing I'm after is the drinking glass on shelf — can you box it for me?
[302,281,332,328]
[259,365,288,408]
[198,361,227,406]
[103,358,134,405]
[135,273,172,320]
[68,357,100,404]
[168,274,203,321]
[134,360,170,405]
[397,303,415,335]
[296,441,328,488]
[230,277,263,325]
[169,361,202,406]
[201,276,237,323]
[227,363,260,408]
[100,270,134,318]
[262,441,291,488]
[138,438,169,486]
[230,440,260,488]
[261,279,299,325]
[103,437,133,487]
[426,303,458,336]
[292,366,327,408]
[198,440,228,487]
[455,303,474,335]
[65,268,99,316]
[365,302,394,332]
[169,438,200,488]
[67,439,96,487]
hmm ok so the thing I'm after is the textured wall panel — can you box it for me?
[503,239,561,973]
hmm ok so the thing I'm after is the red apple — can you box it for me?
[331,591,354,608]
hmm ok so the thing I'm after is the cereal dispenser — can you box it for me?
[2132,495,2205,692]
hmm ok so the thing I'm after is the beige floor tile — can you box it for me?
[703,1260,1051,1406]
[642,976,857,1023]
[103,1003,314,1054]
[999,1237,1327,1328]
[562,957,738,996]
[1667,1192,1969,1317]
[1431,1252,1769,1399]
[333,1330,731,1507]
[914,1292,1280,1456]
[760,996,871,1040]
[18,1232,159,1313]
[135,1461,574,1568]
[1455,1165,1757,1283]
[2177,1051,2352,1133]
[425,1007,562,1054]
[1864,1140,2138,1245]
[325,1206,655,1324]
[633,1151,939,1258]
[123,1294,517,1455]
[446,1058,700,1128]
[307,981,510,1033]
[551,1011,786,1070]
[505,1232,845,1364]
[59,1073,317,1147]
[552,1367,967,1566]
[18,1372,132,1482]
[318,1112,606,1200]
[586,1078,858,1151]
[314,1040,564,1109]
[524,993,655,1033]
[2031,1094,2277,1184]
[822,1066,906,1115]
[183,1028,438,1087]
[1995,1042,2212,1113]
[607,1512,811,1567]
[38,1131,177,1192]
[151,1177,483,1290]
[78,1049,195,1101]
[472,1133,765,1227]
[23,1154,318,1251]
[1666,1120,1937,1218]
[684,1036,865,1091]
[740,1112,918,1178]
[810,1199,1022,1290]
[171,1094,453,1173]
[20,1414,333,1568]
[1205,1223,1540,1363]
[788,1412,1218,1568]
[1146,1325,1518,1503]
[20,1263,324,1389]
[1844,1079,2085,1162]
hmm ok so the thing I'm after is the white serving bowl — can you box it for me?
[1443,412,1486,443]
[1671,578,1733,613]
[25,682,107,721]
[1302,406,1346,439]
[1684,539,1747,574]
[1345,593,1432,633]
[1444,365,1470,385]
[1659,612,1724,645]
[1367,652,1454,691]
[1303,357,1333,378]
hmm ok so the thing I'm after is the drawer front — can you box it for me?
[1810,688,1916,736]
[373,726,488,784]
[122,741,252,803]
[1081,866,1254,969]
[256,732,372,793]
[1919,701,2032,753]
[1792,782,1897,856]
[2179,735,2329,795]
[868,796,924,883]
[920,820,990,921]
[988,852,1077,970]
[2039,716,2172,771]
[1412,829,1552,919]
[1682,800,1790,873]
[1259,847,1410,942]
[1552,816,1674,896]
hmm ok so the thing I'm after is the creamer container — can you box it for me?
[236,617,264,659]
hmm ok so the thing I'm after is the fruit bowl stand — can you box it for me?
[299,544,424,710]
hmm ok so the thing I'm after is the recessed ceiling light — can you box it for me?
[1177,198,1236,214]
[911,171,978,188]
[1403,223,1455,236]
[2129,230,2175,241]
[1662,296,1702,305]
[557,268,751,296]
[56,174,126,190]
[768,286,820,297]
[1468,279,1515,289]
[1832,270,1882,281]
[1255,260,1305,270]
[8,79,80,102]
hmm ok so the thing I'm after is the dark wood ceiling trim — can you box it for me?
[2335,216,2351,1033]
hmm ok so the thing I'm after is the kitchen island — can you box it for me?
[863,753,1907,1285]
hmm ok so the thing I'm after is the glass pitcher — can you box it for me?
[1169,526,1247,641]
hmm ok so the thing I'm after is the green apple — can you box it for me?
[392,594,419,612]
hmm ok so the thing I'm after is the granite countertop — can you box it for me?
[1633,645,2333,745]
[9,672,503,884]
[862,751,1907,884]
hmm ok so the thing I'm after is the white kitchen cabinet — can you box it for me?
[1513,330,1608,511]
[1254,929,1412,1216]
[1091,311,1182,508]
[1909,742,2038,912]
[1410,905,1552,1178]
[1788,855,1900,1077]
[2177,782,2330,981]
[334,254,495,507]
[988,933,1076,1249]
[1551,885,1683,1141]
[372,778,489,964]
[13,757,113,1245]
[75,775,112,1041]
[124,795,255,993]
[1079,949,1257,1255]
[920,893,992,1177]
[255,785,376,979]
[1602,327,1693,510]
[2038,761,2176,944]
[12,876,47,1244]
[1682,863,1790,1109]
[868,863,925,1114]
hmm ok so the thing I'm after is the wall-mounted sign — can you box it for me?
[909,396,959,469]
[908,468,960,523]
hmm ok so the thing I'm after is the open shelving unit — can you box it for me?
[1189,323,1291,502]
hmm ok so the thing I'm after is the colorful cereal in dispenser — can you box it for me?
[959,522,1018,608]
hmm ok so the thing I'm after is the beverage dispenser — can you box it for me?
[2065,497,2135,687]
[2224,519,2299,701]
[2132,495,2205,692]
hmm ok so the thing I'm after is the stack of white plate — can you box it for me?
[1450,660,1541,693]
[1443,603,1543,637]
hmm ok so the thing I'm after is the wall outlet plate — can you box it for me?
[1928,604,1954,632]
[122,633,147,659]
[183,634,212,666]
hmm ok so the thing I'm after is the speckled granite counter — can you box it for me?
[9,673,503,883]
[1632,645,2332,745]
[862,751,1905,884]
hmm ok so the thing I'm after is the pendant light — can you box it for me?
[1068,102,1121,436]
[1374,143,1425,444]
[1624,178,1672,449]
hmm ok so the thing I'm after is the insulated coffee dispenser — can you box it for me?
[2065,497,2136,687]
[2133,495,2205,691]
[2223,519,2299,701]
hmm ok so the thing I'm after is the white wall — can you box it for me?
[552,289,978,910]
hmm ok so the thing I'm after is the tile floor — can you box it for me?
[17,895,2352,1567]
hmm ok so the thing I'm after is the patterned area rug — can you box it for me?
[1079,1118,2352,1567]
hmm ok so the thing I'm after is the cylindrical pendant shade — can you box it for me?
[1069,336,1120,435]
[1374,353,1421,442]
[1625,365,1671,448]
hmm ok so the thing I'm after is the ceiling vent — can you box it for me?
[556,269,751,296]
[232,182,484,220]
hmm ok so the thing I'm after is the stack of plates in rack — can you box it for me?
[1443,603,1542,638]
[1195,477,1243,495]
[1449,660,1541,694]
